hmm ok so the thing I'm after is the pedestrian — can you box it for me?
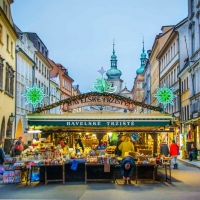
[120,155,135,184]
[118,136,134,158]
[189,143,198,161]
[160,141,169,157]
[14,136,24,156]
[115,133,125,157]
[170,140,179,169]
[77,138,84,152]
[0,143,5,164]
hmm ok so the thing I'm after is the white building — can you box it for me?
[49,77,62,114]
[14,25,36,142]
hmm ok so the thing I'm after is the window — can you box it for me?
[0,24,2,42]
[39,61,41,71]
[42,64,44,74]
[35,78,37,85]
[38,80,40,88]
[182,81,184,93]
[171,71,173,85]
[174,68,176,83]
[173,43,175,56]
[187,105,190,120]
[38,41,40,51]
[5,63,14,96]
[11,42,13,57]
[168,50,170,62]
[44,67,46,77]
[191,33,195,55]
[6,34,9,51]
[171,46,173,58]
[0,56,4,89]
[191,0,194,13]
[42,46,44,54]
[186,77,188,89]
[35,57,38,68]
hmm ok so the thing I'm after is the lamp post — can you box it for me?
[9,113,15,138]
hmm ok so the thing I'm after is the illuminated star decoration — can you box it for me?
[153,84,177,109]
[88,67,117,93]
[23,84,46,108]
[98,67,106,77]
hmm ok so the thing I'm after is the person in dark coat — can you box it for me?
[115,134,125,157]
[160,141,169,156]
[120,155,135,184]
[77,139,84,152]
[189,143,198,161]
[0,143,5,165]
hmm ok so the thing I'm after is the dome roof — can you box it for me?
[141,52,146,59]
[136,67,144,74]
[106,68,122,79]
[111,54,117,60]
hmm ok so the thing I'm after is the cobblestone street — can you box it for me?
[0,162,200,200]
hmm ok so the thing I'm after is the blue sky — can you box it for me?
[11,0,187,93]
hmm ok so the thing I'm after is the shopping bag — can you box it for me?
[0,164,4,175]
[71,160,78,171]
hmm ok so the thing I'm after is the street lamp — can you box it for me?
[9,113,15,124]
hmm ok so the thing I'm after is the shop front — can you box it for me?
[18,112,172,183]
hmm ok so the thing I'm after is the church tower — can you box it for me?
[106,41,123,93]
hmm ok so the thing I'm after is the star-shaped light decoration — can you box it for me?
[153,84,177,109]
[23,84,46,108]
[98,67,106,77]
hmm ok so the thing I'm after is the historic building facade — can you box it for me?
[184,0,200,149]
[14,25,36,142]
[48,58,74,113]
[49,78,62,114]
[106,43,123,94]
[131,42,146,114]
[26,33,52,111]
[150,26,173,111]
[0,0,18,143]
[142,50,151,114]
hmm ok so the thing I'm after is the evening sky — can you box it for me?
[11,0,187,93]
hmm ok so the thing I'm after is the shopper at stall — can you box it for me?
[120,155,135,184]
[0,143,5,164]
[189,143,198,161]
[15,136,24,156]
[77,138,84,152]
[160,141,169,156]
[118,136,134,158]
[115,134,125,157]
[170,140,179,169]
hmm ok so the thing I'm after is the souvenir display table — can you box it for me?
[135,163,157,184]
[85,163,116,183]
[27,163,65,185]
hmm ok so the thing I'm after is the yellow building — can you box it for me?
[150,26,173,111]
[0,0,18,144]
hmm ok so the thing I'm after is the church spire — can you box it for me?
[113,39,115,55]
[106,41,122,79]
[136,38,147,74]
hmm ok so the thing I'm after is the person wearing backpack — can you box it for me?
[15,136,24,156]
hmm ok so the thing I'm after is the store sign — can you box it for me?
[28,120,170,127]
[63,95,135,111]
[66,121,135,126]
[193,113,198,118]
